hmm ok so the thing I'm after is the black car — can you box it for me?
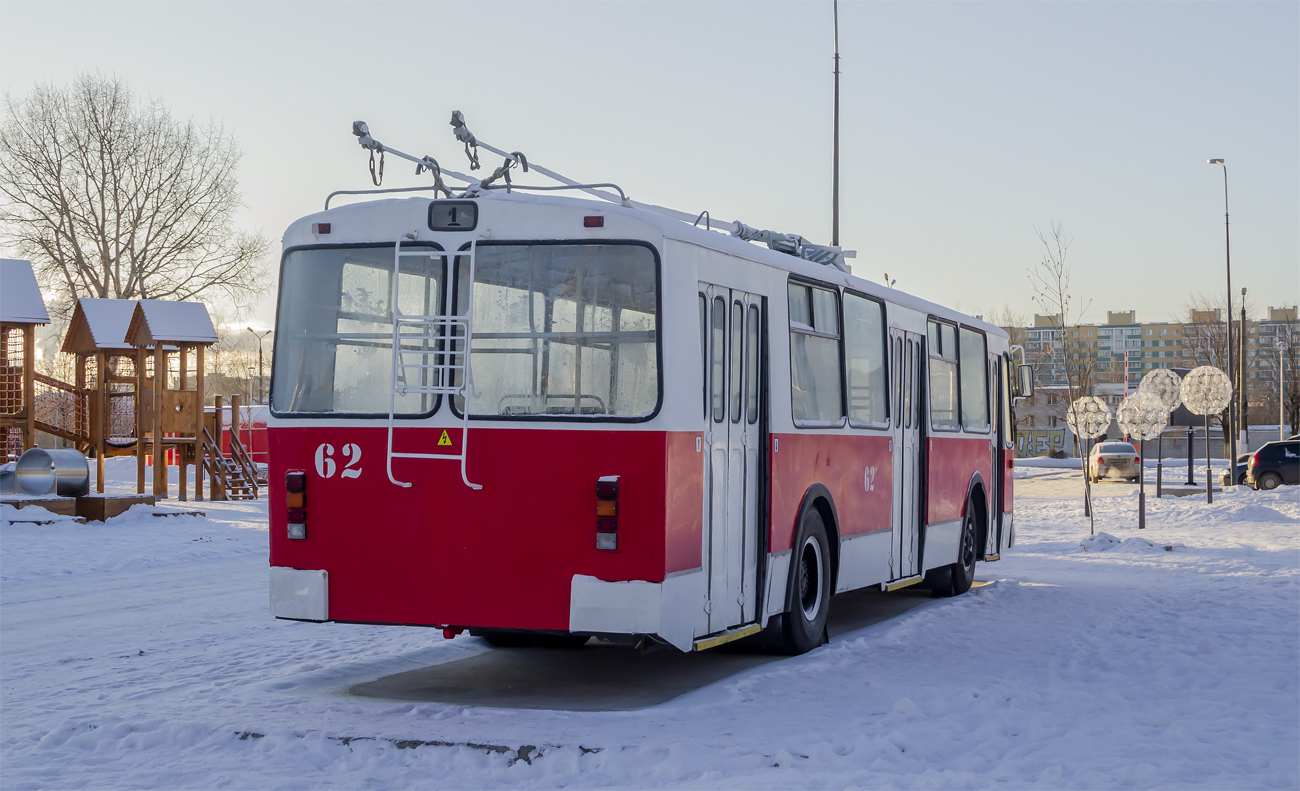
[1245,441,1300,490]
[1220,453,1252,486]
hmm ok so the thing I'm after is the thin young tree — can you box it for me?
[1027,221,1094,446]
[0,74,268,314]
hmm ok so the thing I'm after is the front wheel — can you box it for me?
[781,508,831,655]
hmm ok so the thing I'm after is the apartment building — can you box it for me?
[1010,305,1298,426]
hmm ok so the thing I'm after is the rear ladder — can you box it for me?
[385,236,483,490]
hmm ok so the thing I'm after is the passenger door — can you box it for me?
[889,329,924,580]
[700,283,765,633]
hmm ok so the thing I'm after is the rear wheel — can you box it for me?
[479,631,533,648]
[781,508,831,655]
[927,502,978,597]
[1259,472,1283,491]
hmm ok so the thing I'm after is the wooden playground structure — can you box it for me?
[1,260,260,501]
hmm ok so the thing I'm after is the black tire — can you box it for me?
[781,507,831,655]
[479,631,534,648]
[533,634,590,649]
[928,502,978,597]
[1259,472,1283,491]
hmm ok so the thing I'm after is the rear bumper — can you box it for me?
[269,568,697,650]
[270,567,329,621]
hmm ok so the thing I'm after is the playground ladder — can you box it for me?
[385,237,482,490]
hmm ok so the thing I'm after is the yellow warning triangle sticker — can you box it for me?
[438,430,452,447]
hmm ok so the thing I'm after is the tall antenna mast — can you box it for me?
[832,0,841,247]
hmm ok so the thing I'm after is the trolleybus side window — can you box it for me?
[746,305,760,425]
[788,280,844,425]
[843,292,889,428]
[271,243,444,417]
[959,326,990,432]
[451,242,659,418]
[928,319,960,431]
[712,296,726,423]
[730,301,744,423]
[699,293,707,419]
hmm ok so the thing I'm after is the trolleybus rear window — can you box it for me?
[451,242,659,419]
[271,243,444,417]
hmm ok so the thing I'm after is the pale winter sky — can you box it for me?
[1,1,1297,332]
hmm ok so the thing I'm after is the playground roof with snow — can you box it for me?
[62,299,138,353]
[0,259,50,325]
[126,300,218,347]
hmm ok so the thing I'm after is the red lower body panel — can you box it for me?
[269,427,671,630]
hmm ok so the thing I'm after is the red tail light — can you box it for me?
[1135,457,1140,464]
[286,471,307,540]
[1096,457,1106,465]
[596,475,620,551]
[1250,452,1261,466]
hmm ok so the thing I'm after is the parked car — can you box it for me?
[1220,453,1252,487]
[1245,440,1300,490]
[1088,442,1140,483]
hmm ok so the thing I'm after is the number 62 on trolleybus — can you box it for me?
[267,189,1033,654]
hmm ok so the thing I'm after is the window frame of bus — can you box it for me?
[842,289,891,430]
[1001,353,1015,450]
[926,318,961,432]
[268,241,447,420]
[957,324,991,434]
[447,239,664,423]
[787,276,846,428]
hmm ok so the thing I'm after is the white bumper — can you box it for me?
[270,567,329,621]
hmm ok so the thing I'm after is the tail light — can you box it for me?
[1134,456,1140,464]
[596,475,619,551]
[1096,456,1106,465]
[286,470,307,540]
[1250,452,1261,467]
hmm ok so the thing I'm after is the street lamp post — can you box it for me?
[246,328,273,405]
[1208,158,1238,484]
[1281,341,1290,441]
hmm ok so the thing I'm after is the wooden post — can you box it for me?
[177,346,188,501]
[153,344,166,498]
[136,347,147,494]
[95,351,107,493]
[22,324,35,452]
[231,393,241,458]
[195,345,205,502]
[213,394,225,501]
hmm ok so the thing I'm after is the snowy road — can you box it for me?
[2,461,1297,788]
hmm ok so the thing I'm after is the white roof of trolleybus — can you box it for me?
[283,191,1008,343]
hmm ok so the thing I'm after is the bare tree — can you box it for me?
[0,74,268,315]
[1027,221,1095,430]
[1179,292,1263,450]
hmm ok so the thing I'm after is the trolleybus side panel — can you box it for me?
[664,430,705,574]
[768,432,893,555]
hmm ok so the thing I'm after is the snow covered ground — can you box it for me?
[2,458,1297,789]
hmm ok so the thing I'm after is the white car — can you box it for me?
[1088,442,1140,483]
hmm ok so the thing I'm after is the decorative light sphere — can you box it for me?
[1138,368,1183,414]
[1067,395,1112,440]
[1180,365,1232,416]
[1116,392,1167,441]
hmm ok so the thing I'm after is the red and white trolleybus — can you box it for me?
[268,130,1033,655]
